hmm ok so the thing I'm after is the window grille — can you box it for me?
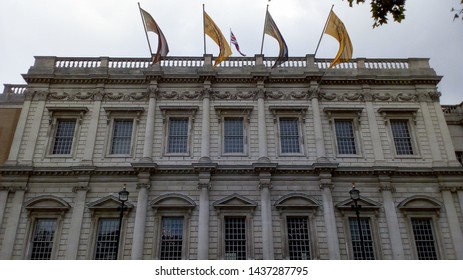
[279,118,300,153]
[411,218,438,260]
[110,119,133,154]
[30,219,57,260]
[390,120,414,155]
[168,118,188,153]
[224,217,246,260]
[335,120,357,154]
[52,119,76,154]
[287,217,311,260]
[95,218,120,260]
[160,217,184,260]
[348,217,375,260]
[224,118,244,153]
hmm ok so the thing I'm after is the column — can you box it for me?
[65,185,89,259]
[440,186,463,259]
[363,87,385,162]
[131,173,151,260]
[259,172,274,259]
[309,82,326,160]
[82,92,102,165]
[200,85,211,162]
[0,186,26,259]
[197,172,211,259]
[142,84,158,162]
[418,93,442,163]
[378,176,404,259]
[22,92,47,164]
[319,173,340,259]
[257,86,268,161]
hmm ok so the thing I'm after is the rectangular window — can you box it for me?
[456,151,463,165]
[94,218,120,260]
[30,218,57,260]
[335,120,357,154]
[110,119,133,155]
[168,118,189,154]
[224,118,244,153]
[349,217,375,260]
[390,120,414,155]
[287,217,311,260]
[411,218,438,260]
[224,217,246,260]
[160,217,184,260]
[52,119,76,154]
[280,118,300,154]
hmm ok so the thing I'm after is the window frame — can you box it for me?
[346,216,378,260]
[45,107,88,158]
[215,106,253,157]
[23,195,70,260]
[160,106,198,157]
[103,107,143,158]
[93,217,121,260]
[269,106,308,157]
[378,108,421,158]
[324,107,363,158]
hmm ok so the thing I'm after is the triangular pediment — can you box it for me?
[150,193,196,209]
[24,195,70,212]
[336,196,382,211]
[275,193,320,210]
[213,193,257,209]
[87,195,134,211]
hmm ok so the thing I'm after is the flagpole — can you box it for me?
[203,4,206,55]
[260,4,269,55]
[314,4,334,57]
[138,2,154,57]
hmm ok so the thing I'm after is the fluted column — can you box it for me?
[65,185,89,259]
[319,173,340,259]
[142,84,158,161]
[197,173,211,259]
[259,172,274,259]
[200,85,211,162]
[132,178,150,259]
[0,186,26,259]
[309,82,326,160]
[440,185,463,259]
[378,175,404,259]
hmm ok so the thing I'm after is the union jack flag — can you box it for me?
[230,30,246,56]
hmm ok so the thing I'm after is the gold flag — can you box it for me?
[264,10,288,68]
[204,11,232,66]
[324,10,353,68]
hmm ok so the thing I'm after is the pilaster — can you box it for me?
[131,172,151,260]
[318,172,340,259]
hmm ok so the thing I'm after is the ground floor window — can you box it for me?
[224,217,246,260]
[411,218,438,260]
[30,218,57,260]
[348,217,375,260]
[95,218,120,260]
[160,217,184,260]
[287,216,311,260]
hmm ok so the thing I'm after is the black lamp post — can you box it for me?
[349,183,366,260]
[115,184,129,260]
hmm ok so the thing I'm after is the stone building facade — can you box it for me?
[0,55,462,260]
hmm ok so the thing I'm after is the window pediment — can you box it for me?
[87,195,134,211]
[24,195,71,212]
[398,195,442,212]
[150,193,196,210]
[213,193,257,210]
[275,193,321,211]
[336,196,382,216]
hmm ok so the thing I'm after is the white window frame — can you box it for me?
[398,196,443,260]
[23,195,70,260]
[378,108,421,158]
[45,107,88,158]
[324,107,363,158]
[150,194,196,260]
[160,106,198,157]
[103,107,143,158]
[215,106,253,157]
[269,106,307,157]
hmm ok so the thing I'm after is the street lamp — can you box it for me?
[349,183,366,260]
[115,184,129,260]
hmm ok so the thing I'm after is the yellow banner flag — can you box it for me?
[140,7,169,64]
[204,11,232,66]
[324,10,353,68]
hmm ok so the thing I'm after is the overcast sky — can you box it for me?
[1,0,461,104]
